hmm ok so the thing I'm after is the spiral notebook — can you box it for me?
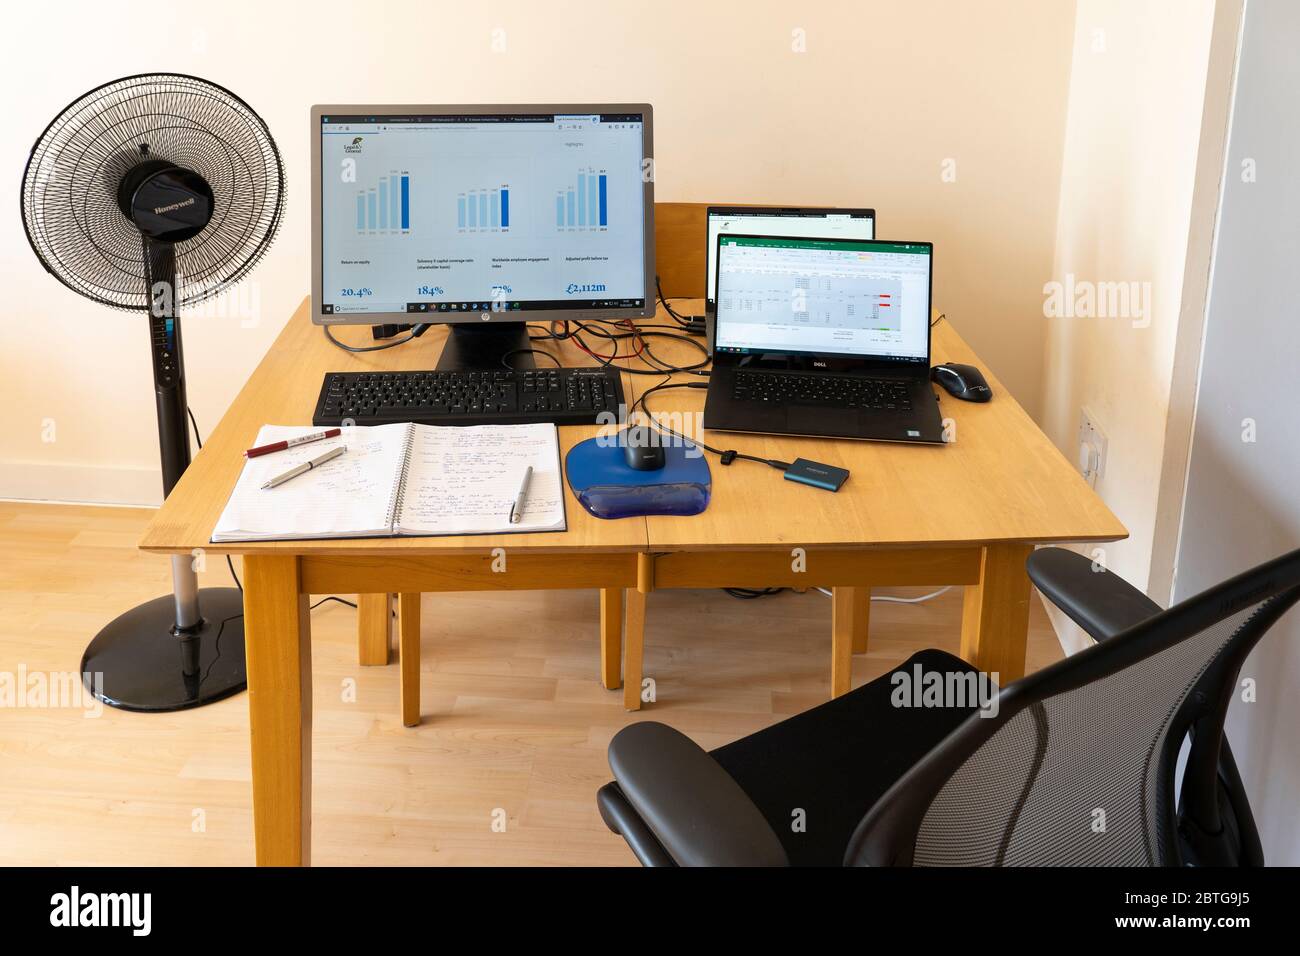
[211,422,566,542]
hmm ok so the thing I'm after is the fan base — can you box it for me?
[80,588,246,712]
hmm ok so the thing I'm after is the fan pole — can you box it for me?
[143,239,202,653]
[143,239,192,495]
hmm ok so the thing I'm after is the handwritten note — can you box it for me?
[398,423,565,535]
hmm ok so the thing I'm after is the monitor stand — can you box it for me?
[435,321,536,371]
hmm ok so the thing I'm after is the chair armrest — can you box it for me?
[607,721,789,867]
[597,783,678,866]
[1027,547,1163,642]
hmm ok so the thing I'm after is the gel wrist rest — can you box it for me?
[566,436,711,519]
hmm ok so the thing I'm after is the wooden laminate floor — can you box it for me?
[0,501,1063,866]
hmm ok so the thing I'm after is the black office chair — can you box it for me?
[597,547,1300,866]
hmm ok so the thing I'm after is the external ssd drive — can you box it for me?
[783,458,849,492]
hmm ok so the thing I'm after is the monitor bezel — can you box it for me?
[310,103,656,326]
[711,233,932,372]
[704,205,876,311]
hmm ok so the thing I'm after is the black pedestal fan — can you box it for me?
[20,74,285,711]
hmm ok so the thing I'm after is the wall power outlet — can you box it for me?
[1077,407,1108,488]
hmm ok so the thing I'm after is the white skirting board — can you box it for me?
[0,461,162,507]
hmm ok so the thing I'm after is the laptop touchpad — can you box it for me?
[788,405,859,436]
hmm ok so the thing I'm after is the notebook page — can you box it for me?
[396,423,566,536]
[211,423,410,542]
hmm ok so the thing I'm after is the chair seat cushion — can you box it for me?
[709,648,985,866]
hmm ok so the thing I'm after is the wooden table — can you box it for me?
[624,303,1128,703]
[140,297,649,865]
[139,291,1125,866]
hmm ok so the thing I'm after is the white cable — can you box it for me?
[814,586,953,604]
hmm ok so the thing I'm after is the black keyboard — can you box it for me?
[732,370,913,411]
[312,367,626,427]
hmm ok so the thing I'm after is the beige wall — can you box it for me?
[1041,0,1225,644]
[1,0,1075,504]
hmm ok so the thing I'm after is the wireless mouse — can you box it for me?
[622,426,667,471]
[931,363,992,403]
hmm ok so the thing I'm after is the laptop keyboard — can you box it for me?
[732,370,913,411]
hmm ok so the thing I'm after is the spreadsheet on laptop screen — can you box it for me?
[714,237,931,360]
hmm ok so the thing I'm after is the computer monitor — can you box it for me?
[704,206,874,312]
[311,104,655,369]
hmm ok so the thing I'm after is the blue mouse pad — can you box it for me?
[566,437,711,519]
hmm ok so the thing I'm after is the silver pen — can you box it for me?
[261,445,346,490]
[508,465,533,523]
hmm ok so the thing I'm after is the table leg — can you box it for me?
[623,554,653,711]
[242,554,312,867]
[623,587,646,711]
[831,587,863,698]
[397,592,421,727]
[842,586,871,654]
[960,543,1034,683]
[600,588,623,690]
[357,593,392,666]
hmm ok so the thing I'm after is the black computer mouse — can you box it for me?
[622,426,667,471]
[931,363,992,402]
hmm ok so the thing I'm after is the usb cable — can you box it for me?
[630,380,791,472]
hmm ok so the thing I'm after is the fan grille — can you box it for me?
[21,73,285,311]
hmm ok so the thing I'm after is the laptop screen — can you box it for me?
[706,208,874,309]
[714,236,932,364]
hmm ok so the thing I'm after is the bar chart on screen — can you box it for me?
[555,167,608,231]
[457,185,511,231]
[354,170,412,235]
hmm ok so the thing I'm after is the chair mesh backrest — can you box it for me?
[910,602,1265,867]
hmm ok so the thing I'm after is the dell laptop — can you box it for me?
[703,235,944,444]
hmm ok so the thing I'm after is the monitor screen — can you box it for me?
[313,107,653,322]
[714,236,931,363]
[706,208,874,307]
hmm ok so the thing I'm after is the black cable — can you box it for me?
[186,407,202,450]
[723,587,785,599]
[630,380,791,471]
[324,323,419,352]
[655,274,702,327]
[197,595,356,687]
[501,347,561,369]
[529,319,690,341]
[931,312,946,328]
[188,405,244,593]
[637,333,711,376]
[199,612,240,686]
[546,317,711,376]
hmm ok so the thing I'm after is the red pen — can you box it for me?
[245,428,341,458]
